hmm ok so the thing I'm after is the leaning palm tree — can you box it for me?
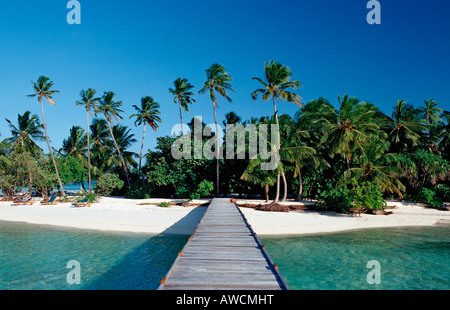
[251,60,302,202]
[337,139,405,197]
[75,88,100,192]
[130,96,161,179]
[241,155,278,202]
[98,91,131,187]
[199,63,234,196]
[169,78,196,135]
[110,124,138,171]
[26,76,66,197]
[5,110,45,156]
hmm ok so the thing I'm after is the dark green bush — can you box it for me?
[415,187,443,208]
[318,180,386,214]
[189,180,214,199]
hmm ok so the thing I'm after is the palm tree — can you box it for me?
[60,126,88,191]
[169,78,196,135]
[5,110,45,156]
[26,76,66,197]
[438,111,450,160]
[251,60,302,202]
[388,99,426,153]
[111,124,137,170]
[241,155,277,202]
[418,99,443,126]
[98,91,131,187]
[89,118,112,176]
[199,63,234,196]
[130,96,161,179]
[320,94,384,170]
[60,126,87,159]
[337,139,405,197]
[418,99,444,152]
[75,88,100,192]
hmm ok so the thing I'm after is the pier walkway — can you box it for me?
[158,198,289,290]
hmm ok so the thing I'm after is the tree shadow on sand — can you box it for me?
[81,205,207,290]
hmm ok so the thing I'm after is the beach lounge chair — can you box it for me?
[12,197,34,206]
[72,198,91,208]
[41,193,58,205]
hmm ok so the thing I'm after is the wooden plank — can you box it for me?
[158,198,290,290]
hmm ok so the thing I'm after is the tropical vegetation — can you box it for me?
[0,63,449,213]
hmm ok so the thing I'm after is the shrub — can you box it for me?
[415,187,443,208]
[157,201,171,208]
[436,185,450,202]
[353,181,386,214]
[189,180,214,199]
[84,192,97,203]
[320,186,354,213]
[125,182,152,199]
[94,173,124,196]
[319,180,386,214]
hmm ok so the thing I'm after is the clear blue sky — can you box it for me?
[0,0,449,154]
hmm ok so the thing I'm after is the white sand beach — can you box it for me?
[0,197,448,235]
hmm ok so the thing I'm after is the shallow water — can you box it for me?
[261,225,450,290]
[0,221,186,290]
[1,221,448,290]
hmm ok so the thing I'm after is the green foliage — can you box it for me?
[190,180,214,199]
[414,187,443,208]
[320,186,354,213]
[146,135,215,198]
[319,180,386,214]
[125,182,152,199]
[353,181,387,213]
[56,155,87,186]
[94,173,124,196]
[84,191,97,203]
[0,152,57,199]
[157,201,171,208]
[437,185,450,202]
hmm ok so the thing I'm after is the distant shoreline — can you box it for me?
[0,197,448,235]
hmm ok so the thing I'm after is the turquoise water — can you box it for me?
[1,221,448,290]
[0,221,186,290]
[261,225,450,290]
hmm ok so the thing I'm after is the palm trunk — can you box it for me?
[264,184,269,202]
[213,103,220,197]
[281,171,288,202]
[139,123,146,180]
[296,168,303,201]
[272,96,282,203]
[41,99,66,197]
[178,100,184,135]
[274,174,280,202]
[107,121,131,188]
[86,111,92,192]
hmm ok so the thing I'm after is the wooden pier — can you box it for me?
[158,198,289,290]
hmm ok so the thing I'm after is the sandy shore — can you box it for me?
[0,197,448,235]
[238,200,450,235]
